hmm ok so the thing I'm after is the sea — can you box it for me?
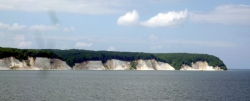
[0,70,249,101]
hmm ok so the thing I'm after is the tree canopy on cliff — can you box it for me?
[0,47,227,70]
[154,53,227,70]
[0,47,57,60]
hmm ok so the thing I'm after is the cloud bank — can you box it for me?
[118,4,250,27]
[141,9,189,27]
[0,0,123,14]
[117,9,189,27]
[0,22,9,29]
[190,4,250,25]
[8,23,26,30]
[13,34,33,48]
[75,42,93,48]
[0,22,75,32]
[0,23,26,30]
[29,24,60,31]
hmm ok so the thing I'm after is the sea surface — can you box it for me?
[0,70,249,101]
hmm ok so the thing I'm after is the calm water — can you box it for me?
[0,70,249,101]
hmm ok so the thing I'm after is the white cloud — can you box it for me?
[29,24,60,31]
[63,26,75,32]
[117,9,189,27]
[107,46,116,51]
[14,35,25,42]
[0,22,76,32]
[0,0,123,14]
[13,34,33,48]
[149,34,158,41]
[190,4,250,25]
[117,10,139,26]
[141,9,189,27]
[75,42,93,47]
[0,22,10,29]
[18,41,32,48]
[0,22,26,30]
[150,45,162,50]
[8,23,26,30]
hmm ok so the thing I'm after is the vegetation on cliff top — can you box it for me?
[0,47,227,70]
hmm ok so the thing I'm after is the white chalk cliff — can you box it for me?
[0,57,27,70]
[73,61,105,70]
[136,59,175,70]
[180,61,223,71]
[33,57,71,70]
[0,57,71,70]
[104,59,131,70]
[0,57,223,70]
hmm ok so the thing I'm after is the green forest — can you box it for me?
[0,47,227,70]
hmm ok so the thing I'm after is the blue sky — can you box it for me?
[0,0,250,69]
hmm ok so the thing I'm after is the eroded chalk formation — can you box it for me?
[73,59,175,70]
[0,57,27,70]
[136,59,175,70]
[104,59,131,70]
[33,57,71,70]
[0,57,223,70]
[73,61,105,70]
[0,57,71,70]
[180,61,223,71]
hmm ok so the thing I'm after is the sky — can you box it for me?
[0,0,250,69]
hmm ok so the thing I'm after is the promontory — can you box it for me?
[0,47,227,70]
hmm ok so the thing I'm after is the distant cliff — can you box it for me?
[0,57,71,70]
[0,57,223,70]
[0,47,227,70]
[180,61,223,71]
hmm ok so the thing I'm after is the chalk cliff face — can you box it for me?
[105,59,131,70]
[0,57,222,70]
[136,59,155,70]
[0,57,71,70]
[33,57,71,70]
[180,61,223,71]
[73,61,105,70]
[0,57,26,70]
[155,61,175,70]
[136,59,175,70]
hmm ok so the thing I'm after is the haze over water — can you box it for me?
[0,70,249,101]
